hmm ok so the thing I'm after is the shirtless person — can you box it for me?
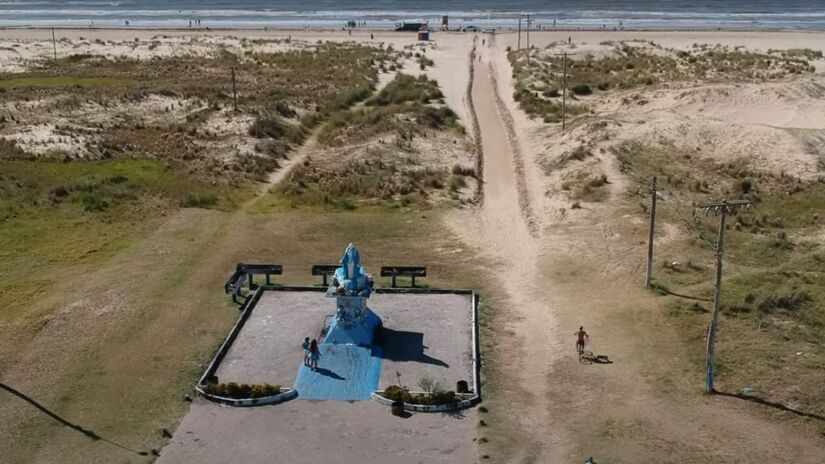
[575,326,589,355]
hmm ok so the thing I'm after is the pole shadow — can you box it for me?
[713,389,825,422]
[0,382,149,456]
[375,327,449,367]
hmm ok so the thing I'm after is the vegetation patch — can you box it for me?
[616,139,825,415]
[203,382,281,399]
[382,384,459,406]
[509,42,817,122]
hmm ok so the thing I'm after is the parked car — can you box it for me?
[462,25,480,32]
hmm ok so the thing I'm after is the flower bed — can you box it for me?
[203,382,281,399]
[381,385,458,406]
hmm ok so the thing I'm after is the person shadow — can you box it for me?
[579,351,613,365]
[312,367,346,380]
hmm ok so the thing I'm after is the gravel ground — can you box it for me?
[157,399,478,464]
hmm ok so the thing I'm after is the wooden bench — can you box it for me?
[380,266,427,288]
[224,263,282,304]
[311,265,339,287]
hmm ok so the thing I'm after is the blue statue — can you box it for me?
[324,243,380,346]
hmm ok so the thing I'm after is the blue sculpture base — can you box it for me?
[324,308,381,347]
[293,344,382,401]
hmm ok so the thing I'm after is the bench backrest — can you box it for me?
[236,264,283,275]
[380,266,427,277]
[311,265,339,276]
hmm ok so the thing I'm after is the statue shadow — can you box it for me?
[313,367,346,380]
[0,382,149,456]
[375,327,449,368]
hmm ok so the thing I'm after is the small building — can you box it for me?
[418,26,430,41]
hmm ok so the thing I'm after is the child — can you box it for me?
[301,337,310,366]
[309,339,320,370]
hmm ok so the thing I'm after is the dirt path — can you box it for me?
[448,41,568,462]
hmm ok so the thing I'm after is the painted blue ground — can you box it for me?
[293,344,382,401]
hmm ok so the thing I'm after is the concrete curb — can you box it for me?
[196,387,298,407]
[371,391,478,412]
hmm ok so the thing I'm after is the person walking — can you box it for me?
[301,337,310,366]
[309,339,321,370]
[575,326,589,356]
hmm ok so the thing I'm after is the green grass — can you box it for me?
[0,159,251,299]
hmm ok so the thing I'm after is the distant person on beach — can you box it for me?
[309,339,320,370]
[370,33,374,40]
[302,337,310,365]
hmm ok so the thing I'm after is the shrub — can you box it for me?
[182,193,219,208]
[367,74,443,106]
[758,292,810,312]
[249,116,287,139]
[205,382,281,398]
[79,191,108,212]
[452,164,475,177]
[571,84,592,96]
[448,175,467,192]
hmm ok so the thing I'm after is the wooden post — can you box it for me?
[526,14,531,66]
[706,209,727,394]
[51,28,57,60]
[645,176,657,288]
[561,52,567,130]
[231,67,238,111]
[517,18,521,50]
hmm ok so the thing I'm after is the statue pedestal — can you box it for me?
[324,296,381,347]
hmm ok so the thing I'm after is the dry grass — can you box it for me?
[509,42,817,122]
[613,140,825,417]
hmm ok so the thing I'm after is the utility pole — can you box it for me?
[526,14,531,66]
[231,67,238,111]
[51,28,57,60]
[696,199,753,394]
[517,17,522,50]
[644,176,658,288]
[553,51,574,130]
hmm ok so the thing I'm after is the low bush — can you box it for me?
[182,193,219,208]
[79,191,108,212]
[381,385,458,405]
[204,382,281,399]
[758,292,810,312]
[571,84,592,96]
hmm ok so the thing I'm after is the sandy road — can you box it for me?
[463,41,568,462]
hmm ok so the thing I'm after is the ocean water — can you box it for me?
[0,0,824,30]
